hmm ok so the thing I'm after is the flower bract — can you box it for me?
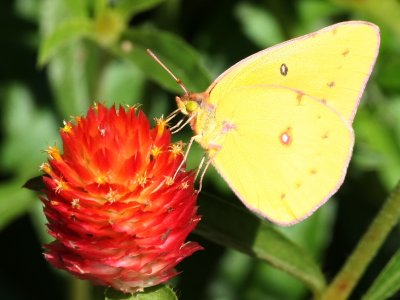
[40,104,201,293]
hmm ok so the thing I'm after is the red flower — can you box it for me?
[39,103,201,293]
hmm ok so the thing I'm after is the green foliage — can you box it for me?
[38,17,93,65]
[2,0,400,299]
[113,0,166,21]
[0,182,35,231]
[197,193,326,296]
[1,84,58,175]
[363,249,400,300]
[112,27,211,93]
[235,2,284,47]
[105,285,177,300]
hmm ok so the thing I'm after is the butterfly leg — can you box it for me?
[195,144,221,193]
[165,108,181,124]
[195,156,208,193]
[173,134,198,180]
[171,113,197,134]
[194,155,206,182]
[169,115,186,132]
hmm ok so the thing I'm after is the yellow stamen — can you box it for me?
[54,179,67,193]
[165,176,174,186]
[170,141,186,156]
[105,189,118,202]
[137,172,149,187]
[61,121,72,133]
[46,145,61,160]
[151,145,162,158]
[180,181,189,189]
[125,103,141,112]
[155,116,169,128]
[74,116,82,124]
[71,198,80,208]
[39,162,51,174]
[95,174,108,185]
[98,127,106,136]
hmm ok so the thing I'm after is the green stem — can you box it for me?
[69,277,91,300]
[321,180,400,300]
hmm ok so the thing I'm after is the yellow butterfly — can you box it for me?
[156,21,380,225]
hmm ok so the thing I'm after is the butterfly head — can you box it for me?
[176,92,208,116]
[176,96,198,116]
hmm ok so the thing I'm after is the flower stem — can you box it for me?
[69,277,91,300]
[321,180,400,300]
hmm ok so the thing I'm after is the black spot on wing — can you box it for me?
[280,63,288,76]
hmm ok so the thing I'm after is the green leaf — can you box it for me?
[15,0,41,22]
[105,285,177,300]
[332,0,400,36]
[0,181,36,231]
[39,0,92,116]
[0,84,58,177]
[111,26,211,93]
[23,176,46,193]
[30,199,53,244]
[354,102,400,190]
[94,0,108,17]
[277,200,336,259]
[97,60,145,106]
[47,42,91,117]
[115,0,166,21]
[362,250,400,300]
[297,0,344,31]
[0,84,57,230]
[196,192,326,296]
[38,17,93,66]
[235,2,284,48]
[40,0,89,37]
[66,0,89,18]
[247,201,336,299]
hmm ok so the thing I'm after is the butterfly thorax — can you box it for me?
[177,92,232,155]
[195,95,229,155]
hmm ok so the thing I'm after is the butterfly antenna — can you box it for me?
[146,49,189,96]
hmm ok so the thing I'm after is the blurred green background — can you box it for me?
[1,0,400,299]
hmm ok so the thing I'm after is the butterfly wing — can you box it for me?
[207,21,380,123]
[207,86,353,225]
[190,21,379,224]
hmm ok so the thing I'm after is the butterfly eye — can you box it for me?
[185,100,199,113]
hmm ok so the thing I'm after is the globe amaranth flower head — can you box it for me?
[39,103,202,293]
